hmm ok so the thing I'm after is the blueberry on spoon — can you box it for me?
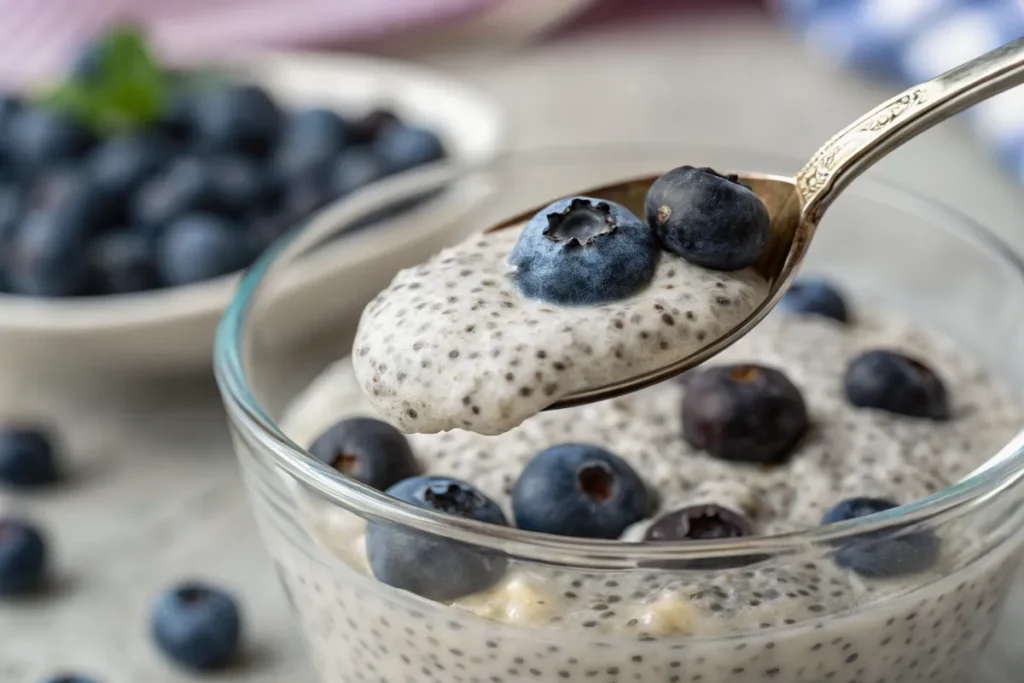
[512,443,650,539]
[308,417,418,490]
[644,165,769,271]
[509,196,658,306]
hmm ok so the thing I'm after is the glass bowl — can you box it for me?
[215,144,1024,683]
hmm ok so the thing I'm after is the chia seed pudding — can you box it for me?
[351,221,769,436]
[266,180,1024,683]
[274,299,1022,683]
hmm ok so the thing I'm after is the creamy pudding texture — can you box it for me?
[277,300,1024,683]
[351,226,769,435]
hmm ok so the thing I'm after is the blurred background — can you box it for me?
[0,0,1023,681]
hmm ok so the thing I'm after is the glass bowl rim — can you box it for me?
[214,142,1024,568]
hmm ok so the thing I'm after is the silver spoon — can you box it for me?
[484,36,1024,411]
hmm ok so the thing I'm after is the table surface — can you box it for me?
[2,11,1023,682]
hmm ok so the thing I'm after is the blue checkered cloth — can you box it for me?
[776,0,1024,177]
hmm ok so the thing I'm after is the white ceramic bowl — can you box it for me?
[0,51,505,380]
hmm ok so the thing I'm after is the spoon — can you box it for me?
[485,36,1024,411]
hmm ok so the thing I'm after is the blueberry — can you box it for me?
[646,504,752,541]
[366,476,508,600]
[156,213,248,286]
[512,444,649,539]
[682,364,809,464]
[70,39,104,81]
[0,184,24,249]
[330,147,387,198]
[131,157,221,230]
[0,93,23,155]
[208,156,278,217]
[7,211,90,297]
[349,108,400,144]
[844,349,949,420]
[27,166,114,235]
[780,277,849,322]
[508,196,659,306]
[281,170,335,219]
[821,497,940,577]
[151,582,242,671]
[0,517,47,596]
[245,209,293,258]
[0,427,59,488]
[7,106,95,171]
[644,165,770,271]
[89,131,171,200]
[87,231,160,294]
[309,417,418,491]
[273,108,350,179]
[41,675,100,683]
[159,89,197,142]
[644,504,763,569]
[373,123,445,173]
[194,84,283,157]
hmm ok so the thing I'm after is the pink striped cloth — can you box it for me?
[0,0,499,87]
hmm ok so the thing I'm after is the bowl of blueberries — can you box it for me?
[0,29,505,377]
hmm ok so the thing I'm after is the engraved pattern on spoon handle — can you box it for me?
[796,36,1024,222]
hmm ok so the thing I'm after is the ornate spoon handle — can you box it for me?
[796,37,1024,223]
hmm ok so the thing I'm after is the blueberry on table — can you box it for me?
[193,84,284,157]
[780,277,849,323]
[330,147,387,198]
[373,123,446,173]
[88,131,172,200]
[0,427,59,488]
[512,443,650,539]
[7,211,90,297]
[273,108,350,179]
[7,106,95,171]
[508,196,659,306]
[682,364,809,464]
[151,582,242,671]
[0,517,48,596]
[156,213,248,287]
[367,476,508,600]
[309,417,419,491]
[131,157,221,230]
[349,108,400,144]
[87,231,160,295]
[843,349,949,420]
[644,165,770,271]
[821,497,940,577]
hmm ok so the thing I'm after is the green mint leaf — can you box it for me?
[41,26,168,134]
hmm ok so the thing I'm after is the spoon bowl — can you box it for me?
[487,36,1024,411]
[486,171,803,409]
